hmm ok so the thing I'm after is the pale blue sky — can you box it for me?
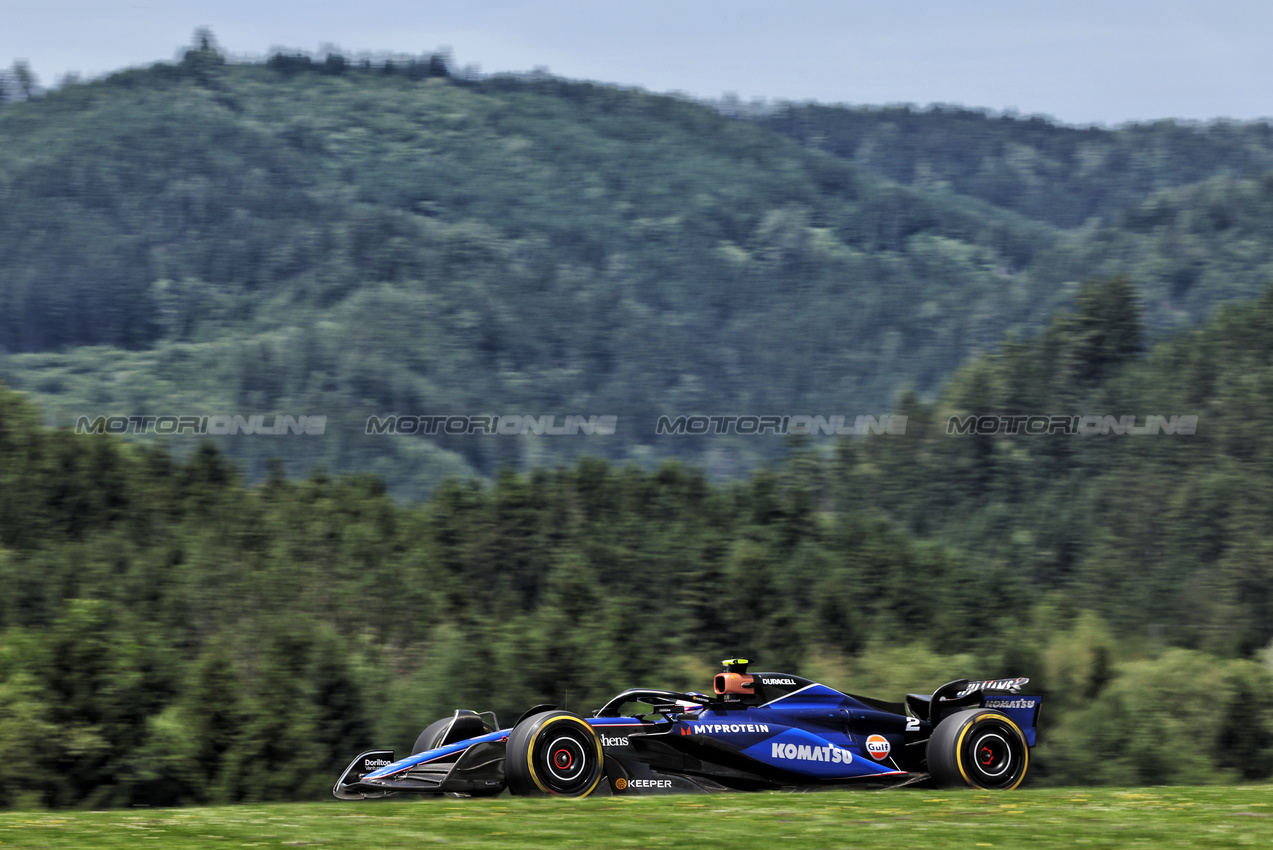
[3,1,1270,125]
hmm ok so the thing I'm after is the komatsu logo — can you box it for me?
[682,723,771,735]
[985,698,1038,710]
[771,742,854,764]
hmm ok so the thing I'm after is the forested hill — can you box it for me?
[755,103,1273,228]
[2,46,1273,497]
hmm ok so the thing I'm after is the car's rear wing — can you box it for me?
[905,677,1041,743]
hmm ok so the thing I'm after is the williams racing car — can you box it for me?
[334,659,1041,799]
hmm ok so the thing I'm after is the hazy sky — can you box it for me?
[3,1,1270,126]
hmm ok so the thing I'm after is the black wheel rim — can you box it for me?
[962,720,1023,788]
[532,723,598,794]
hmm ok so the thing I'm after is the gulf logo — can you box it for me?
[865,734,891,760]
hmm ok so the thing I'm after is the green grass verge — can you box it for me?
[2,786,1271,849]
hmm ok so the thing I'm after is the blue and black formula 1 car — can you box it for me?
[334,659,1041,799]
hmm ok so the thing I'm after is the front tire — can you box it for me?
[412,712,502,797]
[505,710,604,797]
[412,711,495,755]
[927,708,1029,790]
[412,717,455,756]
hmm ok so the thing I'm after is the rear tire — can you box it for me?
[927,708,1029,790]
[505,710,604,797]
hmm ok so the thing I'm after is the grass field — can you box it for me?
[2,785,1271,849]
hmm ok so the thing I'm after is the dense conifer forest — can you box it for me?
[3,43,1273,806]
[5,278,1273,804]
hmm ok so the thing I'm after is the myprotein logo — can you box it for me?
[770,742,853,765]
[985,698,1038,710]
[681,723,771,735]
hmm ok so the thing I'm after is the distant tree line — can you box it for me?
[264,49,452,80]
[757,102,1273,228]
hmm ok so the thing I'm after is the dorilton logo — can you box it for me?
[770,742,854,765]
[363,758,392,769]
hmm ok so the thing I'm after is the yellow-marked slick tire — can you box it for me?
[927,708,1029,790]
[505,710,605,797]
